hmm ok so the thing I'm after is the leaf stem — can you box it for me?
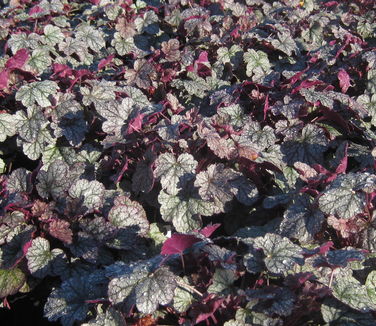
[328,269,335,288]
[176,279,204,297]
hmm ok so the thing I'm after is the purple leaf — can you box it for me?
[98,54,114,71]
[335,142,348,174]
[161,234,201,255]
[198,223,220,238]
[338,69,351,93]
[5,49,29,70]
[29,5,44,16]
[0,70,10,90]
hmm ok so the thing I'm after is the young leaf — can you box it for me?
[198,123,237,159]
[161,39,181,62]
[338,69,351,93]
[48,219,73,244]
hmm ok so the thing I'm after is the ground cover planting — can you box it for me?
[0,0,376,325]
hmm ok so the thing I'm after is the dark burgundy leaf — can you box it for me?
[161,234,201,255]
[5,49,29,70]
[0,70,10,90]
[198,223,221,238]
[98,54,114,71]
[338,69,351,93]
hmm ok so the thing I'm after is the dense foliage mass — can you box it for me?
[0,0,376,325]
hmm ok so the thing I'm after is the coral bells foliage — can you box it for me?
[0,0,376,325]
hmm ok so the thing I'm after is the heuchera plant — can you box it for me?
[0,0,376,325]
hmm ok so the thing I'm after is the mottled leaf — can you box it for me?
[332,271,376,312]
[158,189,214,232]
[321,298,376,325]
[281,124,328,165]
[7,168,31,193]
[26,237,67,278]
[82,308,125,326]
[154,153,197,195]
[108,201,148,235]
[280,194,324,243]
[44,274,105,326]
[96,98,135,136]
[0,268,25,298]
[194,164,239,214]
[36,160,70,199]
[253,233,304,274]
[207,268,238,295]
[76,24,105,52]
[173,283,194,313]
[271,32,297,56]
[15,81,58,108]
[108,267,176,314]
[244,49,271,81]
[319,173,374,219]
[51,97,87,146]
[0,225,34,269]
[68,180,105,211]
[0,113,17,142]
